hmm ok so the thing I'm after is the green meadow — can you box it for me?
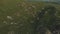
[0,0,60,34]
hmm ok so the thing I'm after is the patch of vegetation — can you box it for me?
[0,0,60,34]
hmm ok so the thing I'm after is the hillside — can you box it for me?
[0,0,60,34]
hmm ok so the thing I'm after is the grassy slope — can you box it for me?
[0,0,60,34]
